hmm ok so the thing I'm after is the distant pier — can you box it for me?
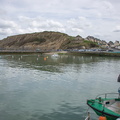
[0,49,50,54]
[0,49,120,57]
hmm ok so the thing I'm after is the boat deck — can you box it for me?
[107,101,120,114]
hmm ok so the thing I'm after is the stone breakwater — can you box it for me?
[0,48,120,57]
[69,51,120,57]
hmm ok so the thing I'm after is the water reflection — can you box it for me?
[0,54,120,120]
[0,54,115,73]
[30,103,85,120]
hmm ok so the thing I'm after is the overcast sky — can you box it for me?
[0,0,120,42]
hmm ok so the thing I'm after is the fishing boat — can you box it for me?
[87,92,120,120]
[86,75,120,120]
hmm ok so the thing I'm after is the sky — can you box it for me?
[0,0,120,42]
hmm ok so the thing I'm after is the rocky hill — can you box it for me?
[0,31,99,50]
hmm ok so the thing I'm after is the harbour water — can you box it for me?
[0,53,120,120]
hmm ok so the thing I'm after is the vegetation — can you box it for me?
[68,36,75,41]
[83,40,99,48]
[34,37,46,43]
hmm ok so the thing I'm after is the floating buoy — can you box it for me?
[98,116,107,120]
[44,57,47,61]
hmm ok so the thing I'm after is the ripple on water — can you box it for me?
[0,55,120,120]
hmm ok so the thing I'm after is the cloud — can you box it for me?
[88,0,115,20]
[67,17,92,30]
[0,19,17,28]
[0,0,120,42]
[31,19,63,28]
[19,16,66,33]
[0,8,6,15]
[114,30,120,32]
[0,28,13,35]
[113,25,120,32]
[0,16,66,38]
[71,28,84,33]
[0,19,19,36]
[65,16,93,37]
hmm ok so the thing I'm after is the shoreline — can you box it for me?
[0,51,120,57]
[44,51,68,55]
[69,51,120,57]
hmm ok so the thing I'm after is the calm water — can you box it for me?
[0,54,120,120]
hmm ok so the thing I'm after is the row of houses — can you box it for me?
[108,41,120,49]
[85,36,120,49]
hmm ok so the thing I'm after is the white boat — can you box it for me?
[52,53,59,57]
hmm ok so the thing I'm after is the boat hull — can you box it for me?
[88,104,118,120]
[87,98,120,120]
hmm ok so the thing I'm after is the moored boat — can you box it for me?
[52,53,59,57]
[86,75,120,120]
[87,93,120,120]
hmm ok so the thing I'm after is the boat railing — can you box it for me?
[94,93,120,112]
[95,93,119,99]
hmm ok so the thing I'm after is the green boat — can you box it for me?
[87,93,120,120]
